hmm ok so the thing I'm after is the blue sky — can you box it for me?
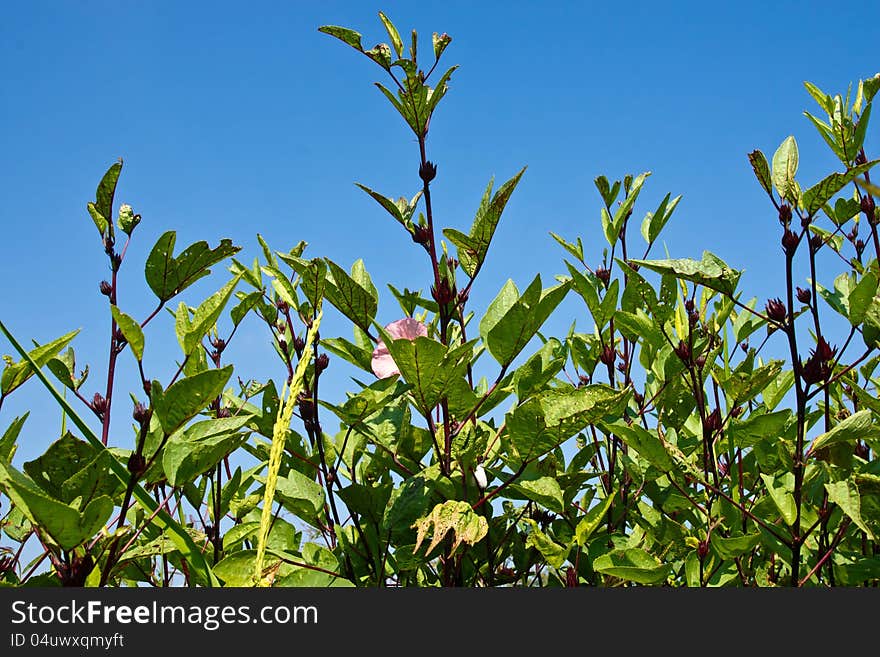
[1,1,878,467]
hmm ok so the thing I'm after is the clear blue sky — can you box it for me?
[1,1,878,466]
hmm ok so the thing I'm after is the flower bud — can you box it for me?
[127,452,147,477]
[778,203,792,226]
[293,335,306,353]
[861,194,875,218]
[674,340,691,363]
[431,278,455,305]
[810,234,823,251]
[856,238,866,256]
[412,224,431,247]
[216,407,232,419]
[275,299,289,313]
[684,299,695,313]
[91,392,107,416]
[99,280,112,297]
[599,344,616,366]
[782,229,799,255]
[132,401,151,425]
[697,540,710,561]
[695,352,707,369]
[315,353,330,374]
[419,160,437,183]
[633,391,644,406]
[595,267,611,287]
[765,298,787,323]
[731,405,743,418]
[796,287,811,304]
[702,408,722,438]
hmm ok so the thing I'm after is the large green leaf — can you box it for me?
[574,491,615,546]
[593,548,670,585]
[506,386,630,459]
[0,413,27,463]
[509,476,565,513]
[760,473,797,526]
[443,167,526,278]
[802,160,879,215]
[162,415,251,487]
[479,275,570,367]
[324,259,378,333]
[524,519,568,569]
[640,192,682,246]
[810,410,874,453]
[110,306,145,361]
[826,479,874,539]
[629,251,741,297]
[151,365,234,435]
[600,422,674,473]
[0,461,113,551]
[380,333,473,414]
[270,469,325,525]
[181,275,242,356]
[23,432,118,504]
[412,500,488,555]
[747,149,773,196]
[1,329,80,396]
[317,25,364,52]
[145,230,240,303]
[771,136,799,201]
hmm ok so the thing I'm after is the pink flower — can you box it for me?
[371,318,428,378]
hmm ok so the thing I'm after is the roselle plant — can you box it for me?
[0,11,878,588]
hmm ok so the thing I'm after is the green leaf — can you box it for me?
[771,136,799,201]
[760,473,797,526]
[506,386,630,459]
[0,461,113,551]
[727,410,793,449]
[826,479,874,539]
[93,161,122,236]
[802,160,879,216]
[1,329,80,396]
[377,11,403,58]
[412,500,488,556]
[271,469,325,524]
[432,31,452,60]
[116,203,140,236]
[151,366,234,436]
[575,491,615,546]
[511,338,567,400]
[748,150,773,196]
[380,334,473,414]
[443,167,526,278]
[601,422,674,473]
[182,275,241,356]
[0,413,27,463]
[810,410,873,453]
[110,306,145,361]
[23,433,117,504]
[848,271,879,326]
[629,251,741,297]
[711,533,760,560]
[593,548,670,585]
[640,193,682,246]
[317,25,364,52]
[162,415,251,487]
[479,275,569,367]
[145,231,241,303]
[510,476,565,513]
[324,259,378,333]
[278,255,326,311]
[524,519,568,569]
[549,232,584,263]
